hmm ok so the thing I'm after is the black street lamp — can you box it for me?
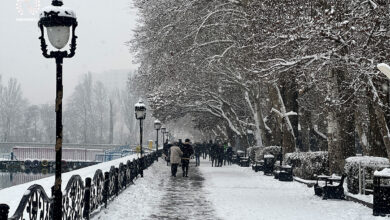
[38,1,77,219]
[161,127,166,144]
[154,119,162,161]
[135,100,146,177]
[165,130,170,143]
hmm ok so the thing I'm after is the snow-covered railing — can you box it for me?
[0,151,160,220]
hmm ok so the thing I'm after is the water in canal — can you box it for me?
[0,171,52,190]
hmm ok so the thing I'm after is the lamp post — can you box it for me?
[166,130,170,143]
[246,129,254,158]
[154,119,162,160]
[135,100,146,177]
[38,1,77,219]
[161,127,166,144]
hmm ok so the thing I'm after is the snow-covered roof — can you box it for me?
[374,168,390,178]
[264,154,274,159]
[39,5,76,19]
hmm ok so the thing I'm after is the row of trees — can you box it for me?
[0,73,155,146]
[131,0,390,173]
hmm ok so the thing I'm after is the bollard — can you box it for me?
[114,168,119,196]
[0,204,9,220]
[83,177,91,220]
[103,172,110,208]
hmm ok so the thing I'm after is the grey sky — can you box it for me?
[0,0,138,104]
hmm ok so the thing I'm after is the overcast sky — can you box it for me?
[0,0,138,104]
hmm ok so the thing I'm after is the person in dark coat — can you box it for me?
[201,141,208,159]
[226,146,233,165]
[194,143,201,166]
[217,143,224,167]
[163,139,170,166]
[181,139,194,177]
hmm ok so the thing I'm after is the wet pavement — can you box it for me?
[149,160,218,220]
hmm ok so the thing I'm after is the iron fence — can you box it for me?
[0,151,159,220]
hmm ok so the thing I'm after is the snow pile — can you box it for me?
[345,156,390,194]
[285,151,328,180]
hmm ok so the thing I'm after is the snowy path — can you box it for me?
[93,159,217,220]
[199,162,380,220]
[91,158,381,220]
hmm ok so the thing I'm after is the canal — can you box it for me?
[0,172,52,190]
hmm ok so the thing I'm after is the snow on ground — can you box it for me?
[199,161,381,220]
[0,153,143,215]
[92,159,166,220]
[93,159,217,220]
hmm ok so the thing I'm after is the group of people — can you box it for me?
[163,139,194,177]
[163,139,234,177]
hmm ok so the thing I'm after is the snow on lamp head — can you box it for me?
[135,100,147,120]
[154,119,162,130]
[38,0,77,54]
[377,63,390,80]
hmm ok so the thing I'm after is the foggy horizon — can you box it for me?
[0,0,139,104]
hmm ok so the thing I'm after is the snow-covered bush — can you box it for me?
[285,151,328,180]
[248,146,281,162]
[344,156,390,194]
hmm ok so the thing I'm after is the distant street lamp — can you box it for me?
[38,0,77,219]
[135,100,146,177]
[377,63,390,79]
[161,127,166,144]
[166,130,170,142]
[246,129,254,157]
[154,119,162,161]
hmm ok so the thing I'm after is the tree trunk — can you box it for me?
[298,107,311,152]
[268,84,296,154]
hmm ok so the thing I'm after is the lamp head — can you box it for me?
[154,119,162,130]
[135,100,147,120]
[38,0,77,57]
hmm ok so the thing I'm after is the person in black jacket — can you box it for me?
[181,138,194,177]
[194,143,201,166]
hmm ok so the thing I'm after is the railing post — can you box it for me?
[114,168,119,196]
[83,177,91,220]
[123,165,127,188]
[0,204,9,220]
[103,172,109,208]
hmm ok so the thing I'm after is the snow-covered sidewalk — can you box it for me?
[199,161,380,220]
[93,159,217,220]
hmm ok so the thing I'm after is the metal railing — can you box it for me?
[0,151,160,220]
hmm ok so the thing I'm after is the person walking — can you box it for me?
[169,142,183,177]
[194,143,201,166]
[217,143,224,167]
[202,141,208,159]
[181,139,194,177]
[163,139,170,166]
